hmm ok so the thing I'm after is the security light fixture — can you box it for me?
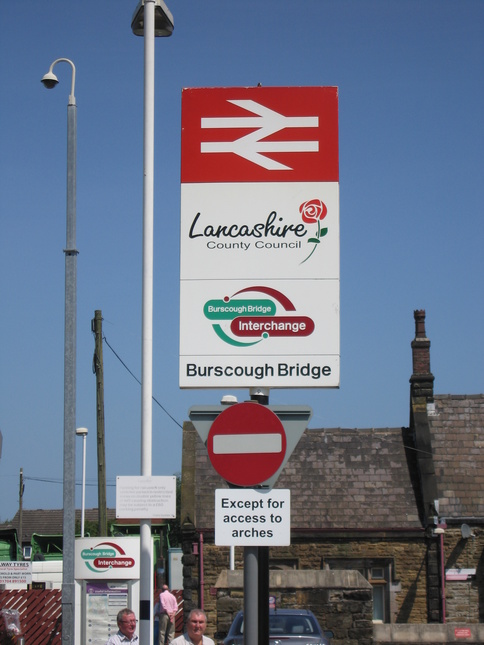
[131,0,174,36]
[40,72,59,89]
[40,58,76,105]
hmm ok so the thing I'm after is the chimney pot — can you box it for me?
[414,309,427,338]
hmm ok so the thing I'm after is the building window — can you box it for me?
[372,583,385,622]
[370,567,386,621]
[322,558,394,623]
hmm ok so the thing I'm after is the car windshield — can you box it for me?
[235,614,318,636]
[270,615,317,636]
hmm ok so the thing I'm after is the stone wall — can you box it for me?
[374,623,484,644]
[181,530,484,640]
[438,526,484,623]
[214,569,373,645]
[193,537,430,627]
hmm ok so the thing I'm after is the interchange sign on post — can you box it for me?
[180,86,340,389]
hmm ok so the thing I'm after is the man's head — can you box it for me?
[186,609,208,642]
[162,584,169,592]
[117,608,137,639]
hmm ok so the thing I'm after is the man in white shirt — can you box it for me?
[105,608,139,645]
[171,609,214,645]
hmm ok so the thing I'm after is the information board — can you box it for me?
[116,476,176,519]
[84,581,130,645]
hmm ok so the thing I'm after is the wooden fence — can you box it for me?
[174,590,184,635]
[0,589,184,644]
[0,590,62,645]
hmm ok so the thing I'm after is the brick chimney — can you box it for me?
[410,309,434,401]
[409,311,440,621]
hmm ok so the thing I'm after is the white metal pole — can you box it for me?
[81,432,87,537]
[140,1,155,643]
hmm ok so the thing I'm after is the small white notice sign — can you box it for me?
[215,488,290,546]
[0,561,32,585]
[116,476,176,519]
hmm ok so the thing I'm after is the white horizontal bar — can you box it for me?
[213,433,282,455]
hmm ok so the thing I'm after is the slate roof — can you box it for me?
[430,394,484,520]
[189,423,423,532]
[1,508,116,544]
[279,426,422,531]
[0,508,173,544]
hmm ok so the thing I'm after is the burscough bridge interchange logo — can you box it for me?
[80,542,135,573]
[204,286,315,347]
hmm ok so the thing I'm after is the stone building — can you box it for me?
[179,311,484,643]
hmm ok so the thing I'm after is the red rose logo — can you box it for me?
[299,198,328,264]
[299,199,327,224]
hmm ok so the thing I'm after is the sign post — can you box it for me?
[180,85,339,645]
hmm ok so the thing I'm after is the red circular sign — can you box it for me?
[207,402,286,486]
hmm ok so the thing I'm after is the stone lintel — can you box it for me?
[215,568,371,590]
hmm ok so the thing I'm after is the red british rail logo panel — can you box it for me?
[181,86,339,184]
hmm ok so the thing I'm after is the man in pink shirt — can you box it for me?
[158,585,178,644]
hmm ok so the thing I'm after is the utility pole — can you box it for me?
[18,468,24,559]
[92,310,107,535]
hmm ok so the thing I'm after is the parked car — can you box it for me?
[222,608,333,645]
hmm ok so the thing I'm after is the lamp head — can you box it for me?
[131,0,174,37]
[41,72,59,89]
[76,427,88,437]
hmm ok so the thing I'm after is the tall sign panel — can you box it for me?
[180,86,339,389]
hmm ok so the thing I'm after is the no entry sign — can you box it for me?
[207,402,287,486]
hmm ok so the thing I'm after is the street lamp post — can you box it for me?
[131,2,173,644]
[76,427,88,538]
[41,58,78,645]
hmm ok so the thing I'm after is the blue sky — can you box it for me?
[1,0,483,522]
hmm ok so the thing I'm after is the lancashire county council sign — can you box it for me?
[180,86,340,389]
